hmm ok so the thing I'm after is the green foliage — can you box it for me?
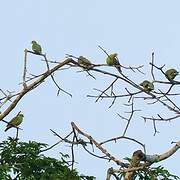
[118,166,180,180]
[0,137,95,180]
[117,157,180,179]
[135,166,180,180]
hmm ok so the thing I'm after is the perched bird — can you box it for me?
[140,80,154,92]
[124,150,146,180]
[106,53,121,73]
[31,40,42,54]
[5,113,24,132]
[165,68,179,81]
[130,150,146,167]
[78,56,92,68]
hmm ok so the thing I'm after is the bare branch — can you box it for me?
[71,122,125,166]
[0,58,74,121]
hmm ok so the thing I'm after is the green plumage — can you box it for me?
[106,53,121,73]
[31,40,42,54]
[140,80,154,92]
[78,56,92,68]
[5,113,24,132]
[165,68,179,81]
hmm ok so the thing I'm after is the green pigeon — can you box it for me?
[5,113,24,132]
[165,68,179,81]
[106,53,121,73]
[78,56,92,68]
[31,40,42,54]
[140,80,154,92]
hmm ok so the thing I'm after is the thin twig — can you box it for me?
[71,122,125,166]
[23,49,28,88]
[150,51,155,81]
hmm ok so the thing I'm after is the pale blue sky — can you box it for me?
[0,1,180,179]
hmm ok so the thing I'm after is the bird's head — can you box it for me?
[140,80,154,91]
[171,69,179,76]
[111,53,118,58]
[78,56,84,60]
[140,80,149,87]
[31,40,37,44]
[19,113,24,118]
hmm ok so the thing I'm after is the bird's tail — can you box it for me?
[116,66,122,73]
[115,61,122,73]
[114,59,122,73]
[4,127,10,132]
